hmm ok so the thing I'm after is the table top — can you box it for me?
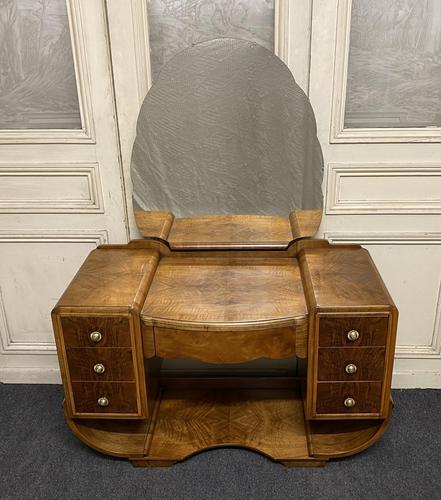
[141,256,308,330]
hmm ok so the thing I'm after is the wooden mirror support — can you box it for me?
[52,212,398,467]
[134,210,323,250]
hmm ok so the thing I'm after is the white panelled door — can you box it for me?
[0,0,128,382]
[2,0,440,387]
[310,0,441,387]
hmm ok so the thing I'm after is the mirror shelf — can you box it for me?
[134,210,322,250]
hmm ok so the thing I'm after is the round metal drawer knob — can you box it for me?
[345,363,357,375]
[344,397,356,408]
[93,363,105,374]
[97,396,109,407]
[347,330,360,342]
[90,331,102,343]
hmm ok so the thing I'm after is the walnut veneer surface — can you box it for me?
[134,210,322,249]
[141,257,307,329]
[52,226,397,467]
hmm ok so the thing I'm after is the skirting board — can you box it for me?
[1,367,440,388]
[391,371,441,389]
[0,368,61,384]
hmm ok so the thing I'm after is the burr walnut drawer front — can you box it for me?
[319,315,389,347]
[70,381,139,415]
[316,382,382,415]
[61,316,131,348]
[66,348,135,382]
[317,347,385,381]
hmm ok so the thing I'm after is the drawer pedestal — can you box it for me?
[53,240,397,467]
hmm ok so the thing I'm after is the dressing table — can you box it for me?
[52,39,397,467]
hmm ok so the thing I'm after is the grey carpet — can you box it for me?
[0,385,440,500]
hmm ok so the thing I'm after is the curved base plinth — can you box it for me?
[64,380,392,467]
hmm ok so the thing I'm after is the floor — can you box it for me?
[0,385,440,500]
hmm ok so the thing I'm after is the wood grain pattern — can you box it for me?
[64,402,149,458]
[61,316,131,347]
[289,210,322,240]
[141,257,308,330]
[316,382,382,415]
[64,377,392,466]
[307,401,392,458]
[71,381,139,415]
[168,214,294,249]
[299,245,397,420]
[53,238,397,465]
[141,323,156,358]
[52,247,161,421]
[145,386,310,461]
[135,211,175,239]
[135,211,322,249]
[317,347,385,381]
[66,348,135,381]
[55,248,159,311]
[319,315,389,347]
[299,247,393,309]
[154,326,298,363]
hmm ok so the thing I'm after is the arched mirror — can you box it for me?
[131,38,324,246]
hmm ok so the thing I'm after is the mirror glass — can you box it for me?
[131,38,323,217]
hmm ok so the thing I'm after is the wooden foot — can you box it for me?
[130,459,177,467]
[280,460,327,468]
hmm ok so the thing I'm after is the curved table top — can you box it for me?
[141,256,308,331]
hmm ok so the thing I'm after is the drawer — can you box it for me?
[66,348,135,382]
[61,316,131,348]
[316,382,382,415]
[154,326,298,363]
[317,347,385,381]
[71,381,139,415]
[319,315,388,347]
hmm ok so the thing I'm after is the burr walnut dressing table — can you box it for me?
[52,40,397,467]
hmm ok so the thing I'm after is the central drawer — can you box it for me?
[154,325,302,363]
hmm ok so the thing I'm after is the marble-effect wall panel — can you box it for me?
[0,0,81,129]
[147,0,274,80]
[345,0,441,128]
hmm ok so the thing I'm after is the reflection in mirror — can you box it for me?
[131,38,323,219]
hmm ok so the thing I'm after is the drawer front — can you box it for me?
[61,316,131,348]
[318,347,385,381]
[316,382,382,415]
[66,348,135,382]
[71,381,138,415]
[154,326,298,363]
[319,315,388,347]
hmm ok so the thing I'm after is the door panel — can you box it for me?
[0,0,81,130]
[345,0,441,129]
[310,0,441,387]
[0,0,128,383]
